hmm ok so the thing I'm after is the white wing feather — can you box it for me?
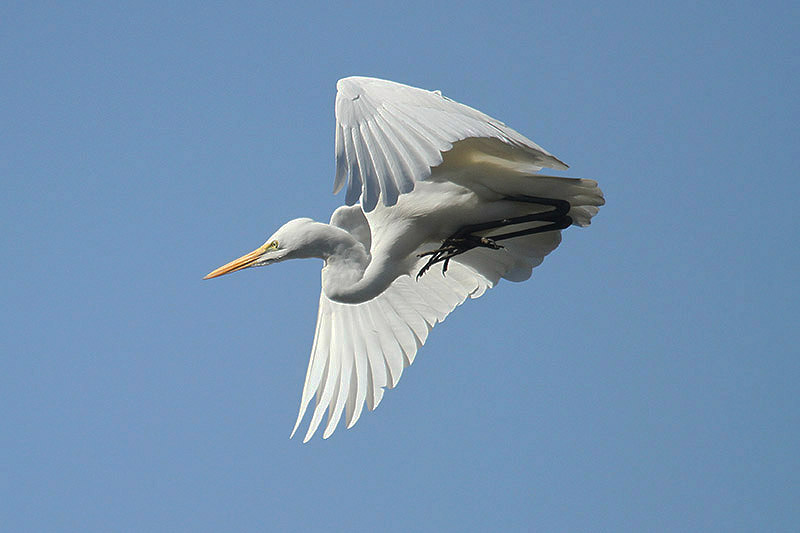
[333,76,568,211]
[290,259,493,442]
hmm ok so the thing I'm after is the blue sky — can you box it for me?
[2,1,798,531]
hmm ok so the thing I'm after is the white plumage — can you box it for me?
[333,76,567,210]
[205,77,604,442]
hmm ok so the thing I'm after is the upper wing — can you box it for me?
[290,259,493,442]
[333,76,568,212]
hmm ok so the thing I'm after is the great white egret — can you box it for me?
[205,77,604,442]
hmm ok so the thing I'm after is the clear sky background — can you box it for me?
[2,2,798,531]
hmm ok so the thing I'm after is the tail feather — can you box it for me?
[493,174,605,227]
[435,142,605,227]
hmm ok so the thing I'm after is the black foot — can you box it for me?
[417,236,502,279]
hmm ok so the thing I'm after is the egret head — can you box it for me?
[203,218,315,279]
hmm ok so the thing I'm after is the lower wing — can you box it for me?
[291,228,564,442]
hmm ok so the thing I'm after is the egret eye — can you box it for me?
[271,240,279,249]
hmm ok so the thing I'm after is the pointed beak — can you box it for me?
[204,246,265,280]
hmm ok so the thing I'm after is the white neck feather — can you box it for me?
[298,222,399,304]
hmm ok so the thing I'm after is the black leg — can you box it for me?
[416,195,573,279]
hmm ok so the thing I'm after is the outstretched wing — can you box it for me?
[333,76,568,212]
[291,206,564,442]
[291,259,493,442]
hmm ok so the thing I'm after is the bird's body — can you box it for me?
[322,181,486,304]
[206,77,604,441]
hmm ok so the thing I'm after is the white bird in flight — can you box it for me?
[205,77,604,442]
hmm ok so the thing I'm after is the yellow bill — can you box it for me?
[204,247,264,279]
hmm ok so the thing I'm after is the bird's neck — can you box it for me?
[310,223,399,304]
